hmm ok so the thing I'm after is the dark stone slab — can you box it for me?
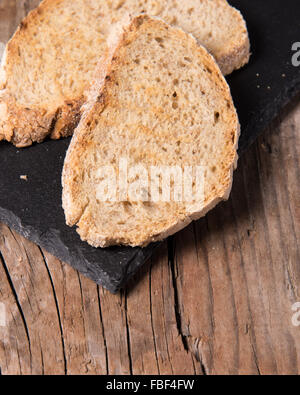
[0,0,299,293]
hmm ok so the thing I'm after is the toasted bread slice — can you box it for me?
[0,0,249,147]
[62,15,240,248]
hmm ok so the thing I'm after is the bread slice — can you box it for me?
[62,15,240,248]
[0,0,249,147]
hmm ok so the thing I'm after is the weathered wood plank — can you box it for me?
[149,245,201,374]
[97,288,131,375]
[0,247,32,375]
[0,225,65,375]
[126,244,198,375]
[41,251,108,375]
[173,99,300,375]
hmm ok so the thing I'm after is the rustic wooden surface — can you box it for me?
[0,0,299,375]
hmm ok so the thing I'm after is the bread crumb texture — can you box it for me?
[0,0,249,147]
[62,15,240,248]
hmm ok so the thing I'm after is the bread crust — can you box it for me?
[0,0,84,147]
[213,4,250,75]
[0,94,84,147]
[62,15,240,248]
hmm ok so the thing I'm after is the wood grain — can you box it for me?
[0,0,299,375]
[174,101,300,374]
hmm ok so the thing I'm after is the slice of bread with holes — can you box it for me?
[0,0,249,147]
[62,15,240,248]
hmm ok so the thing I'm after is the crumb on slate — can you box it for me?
[20,175,28,181]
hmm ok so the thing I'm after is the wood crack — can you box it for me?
[249,334,261,375]
[197,343,208,376]
[0,249,32,371]
[40,346,44,375]
[149,264,161,374]
[37,247,68,375]
[97,287,109,375]
[124,290,133,375]
[230,199,261,376]
[168,237,190,353]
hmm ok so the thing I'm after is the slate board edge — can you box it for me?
[0,205,136,293]
[1,84,300,293]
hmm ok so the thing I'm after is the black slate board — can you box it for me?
[0,0,299,293]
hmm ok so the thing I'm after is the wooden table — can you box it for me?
[0,1,299,375]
